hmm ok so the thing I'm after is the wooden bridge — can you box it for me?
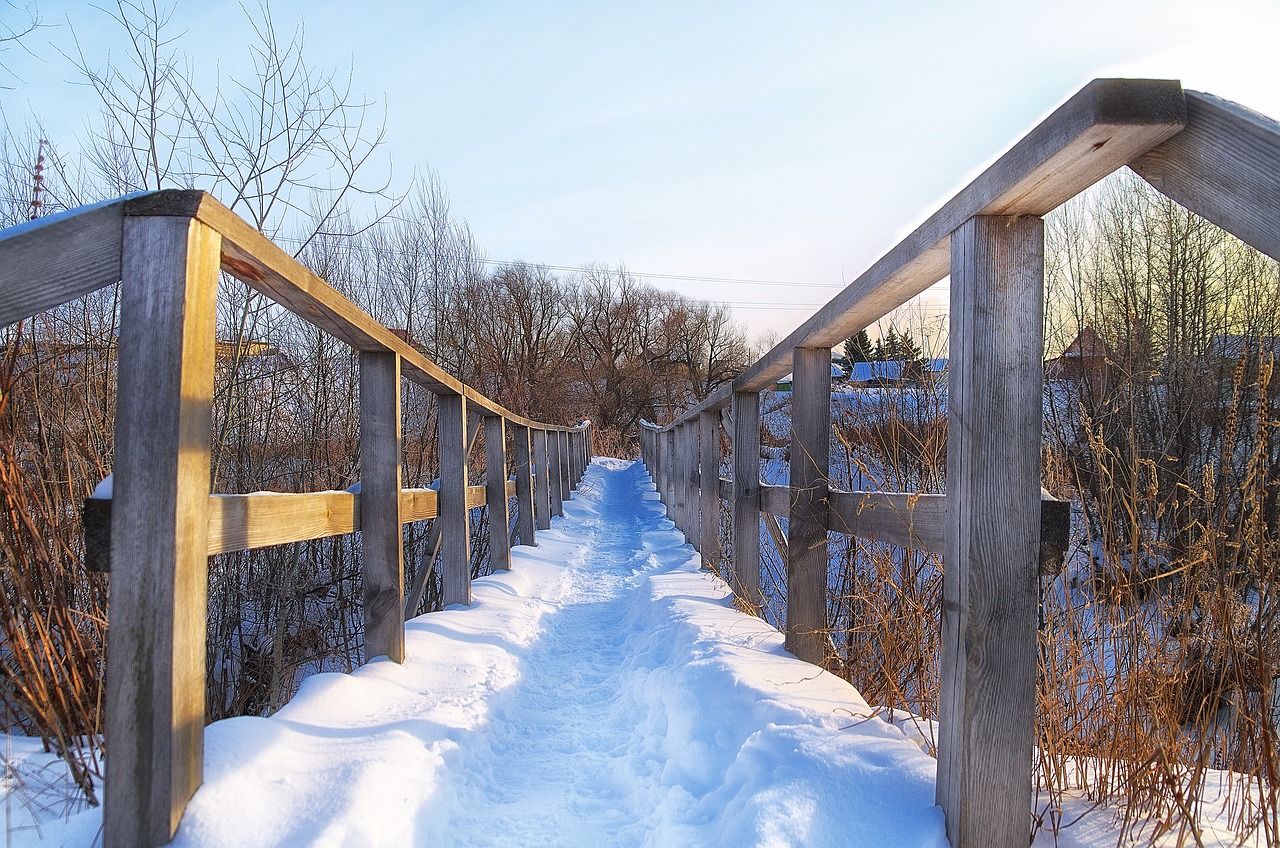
[1,77,1277,847]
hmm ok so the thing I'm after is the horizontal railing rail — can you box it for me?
[638,78,1280,848]
[82,479,532,569]
[0,189,593,847]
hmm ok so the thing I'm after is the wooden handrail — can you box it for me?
[0,189,588,433]
[0,187,592,847]
[82,481,528,570]
[640,78,1280,848]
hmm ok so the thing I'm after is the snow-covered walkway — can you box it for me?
[24,459,949,847]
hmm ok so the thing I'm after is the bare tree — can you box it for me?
[0,1,42,89]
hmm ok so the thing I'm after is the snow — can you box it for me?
[89,475,112,499]
[3,458,946,847]
[4,458,1260,846]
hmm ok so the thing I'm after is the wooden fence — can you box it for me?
[639,78,1280,848]
[0,190,591,847]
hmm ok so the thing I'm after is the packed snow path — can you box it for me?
[155,460,947,846]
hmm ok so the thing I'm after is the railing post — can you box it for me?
[687,420,702,549]
[650,432,660,491]
[512,423,536,546]
[731,390,762,613]
[558,430,572,498]
[668,425,681,530]
[548,428,564,516]
[567,430,577,485]
[699,409,721,568]
[360,351,404,663]
[785,347,831,666]
[938,215,1044,848]
[438,393,471,606]
[484,415,511,570]
[533,428,551,530]
[655,427,664,493]
[663,428,676,520]
[671,423,688,540]
[104,215,219,847]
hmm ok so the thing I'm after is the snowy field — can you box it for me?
[1,459,1260,846]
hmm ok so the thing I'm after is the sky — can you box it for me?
[3,0,1280,344]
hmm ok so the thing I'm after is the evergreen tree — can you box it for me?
[842,329,874,363]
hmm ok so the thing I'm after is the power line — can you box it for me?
[473,257,844,289]
[728,302,825,311]
[275,234,949,313]
[276,234,843,290]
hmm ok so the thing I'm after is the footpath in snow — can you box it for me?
[10,458,948,847]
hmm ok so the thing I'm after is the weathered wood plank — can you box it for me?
[403,523,443,621]
[731,391,762,612]
[662,429,676,520]
[827,489,932,549]
[669,424,684,534]
[104,215,219,848]
[438,393,471,607]
[548,428,564,517]
[558,430,571,500]
[680,422,700,547]
[699,409,721,568]
[750,484,1067,567]
[512,424,536,547]
[533,429,551,531]
[208,491,358,552]
[211,487,439,553]
[401,488,439,523]
[0,197,129,328]
[785,347,831,665]
[652,427,664,495]
[938,215,1044,848]
[689,421,702,547]
[359,351,404,662]
[485,416,511,571]
[1131,90,1280,262]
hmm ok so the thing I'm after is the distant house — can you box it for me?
[215,339,279,359]
[848,360,901,387]
[846,358,946,388]
[1046,327,1109,381]
[1207,334,1280,363]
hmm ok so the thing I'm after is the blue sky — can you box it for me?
[4,0,1279,342]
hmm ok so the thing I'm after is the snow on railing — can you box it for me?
[639,79,1280,848]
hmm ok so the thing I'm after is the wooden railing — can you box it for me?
[639,78,1280,848]
[0,190,591,847]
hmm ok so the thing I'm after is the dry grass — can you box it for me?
[0,321,109,807]
[1032,354,1280,845]
[805,348,1279,844]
